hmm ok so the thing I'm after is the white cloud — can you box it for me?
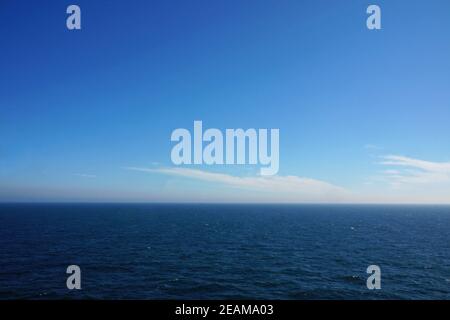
[380,155,450,185]
[126,166,350,203]
[124,154,450,204]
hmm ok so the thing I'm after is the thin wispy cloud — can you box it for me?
[72,173,97,179]
[126,166,350,203]
[364,144,383,151]
[124,154,450,204]
[380,155,450,185]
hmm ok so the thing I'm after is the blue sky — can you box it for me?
[1,0,450,203]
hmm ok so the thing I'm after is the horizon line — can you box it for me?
[1,201,450,206]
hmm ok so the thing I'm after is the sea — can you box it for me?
[0,203,449,299]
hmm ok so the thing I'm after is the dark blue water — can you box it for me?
[0,204,450,299]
